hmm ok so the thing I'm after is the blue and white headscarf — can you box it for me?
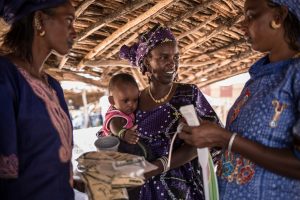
[272,0,300,22]
[0,0,67,24]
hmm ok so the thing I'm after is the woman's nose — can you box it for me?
[70,26,77,40]
[240,18,248,32]
[167,57,175,69]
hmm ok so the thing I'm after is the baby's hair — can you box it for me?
[108,73,139,93]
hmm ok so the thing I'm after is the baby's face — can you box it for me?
[112,84,139,115]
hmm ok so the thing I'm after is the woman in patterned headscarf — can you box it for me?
[0,1,76,199]
[179,0,300,199]
[120,25,220,200]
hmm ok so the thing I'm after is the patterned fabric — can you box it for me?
[272,0,300,22]
[18,68,73,163]
[0,56,74,200]
[136,83,219,200]
[218,55,300,200]
[119,24,176,73]
[0,0,67,24]
[101,105,135,136]
[0,154,18,178]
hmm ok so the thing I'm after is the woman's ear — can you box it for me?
[108,96,115,105]
[273,6,289,24]
[33,12,45,36]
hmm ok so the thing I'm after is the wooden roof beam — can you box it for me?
[181,50,257,84]
[195,50,255,78]
[46,69,106,90]
[177,13,218,40]
[83,59,221,68]
[77,0,178,69]
[76,0,151,42]
[105,26,149,59]
[180,14,242,54]
[166,0,219,27]
[75,0,95,18]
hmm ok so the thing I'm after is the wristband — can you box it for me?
[228,133,237,155]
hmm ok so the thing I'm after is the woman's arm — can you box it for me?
[179,120,300,179]
[145,143,197,178]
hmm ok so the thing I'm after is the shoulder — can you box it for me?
[175,83,201,95]
[175,82,196,91]
[47,74,64,95]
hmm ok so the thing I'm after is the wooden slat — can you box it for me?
[75,0,95,18]
[180,14,242,54]
[76,0,152,42]
[77,0,178,69]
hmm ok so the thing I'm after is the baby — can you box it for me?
[99,73,139,144]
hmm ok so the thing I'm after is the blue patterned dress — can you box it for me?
[218,56,300,200]
[0,57,74,200]
[136,83,218,200]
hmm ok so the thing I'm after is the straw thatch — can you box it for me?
[1,0,263,91]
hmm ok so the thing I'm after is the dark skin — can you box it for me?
[139,41,197,178]
[179,0,300,179]
[9,1,76,82]
[109,118,138,144]
[108,83,139,144]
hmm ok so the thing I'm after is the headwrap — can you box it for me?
[271,0,300,22]
[119,24,176,73]
[0,0,67,24]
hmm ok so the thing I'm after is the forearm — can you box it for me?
[232,134,300,179]
[145,143,197,179]
[169,143,197,170]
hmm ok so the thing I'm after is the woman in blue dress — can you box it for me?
[120,25,220,200]
[0,0,76,199]
[179,0,300,199]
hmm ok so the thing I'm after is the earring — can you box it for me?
[39,30,45,36]
[271,20,281,29]
[34,17,46,37]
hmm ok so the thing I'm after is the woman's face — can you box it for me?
[146,41,179,84]
[43,1,76,55]
[241,0,283,52]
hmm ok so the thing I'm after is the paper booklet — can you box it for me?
[179,104,219,200]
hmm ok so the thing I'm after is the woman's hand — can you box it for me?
[178,120,231,148]
[144,160,163,180]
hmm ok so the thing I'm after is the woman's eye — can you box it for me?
[66,18,73,25]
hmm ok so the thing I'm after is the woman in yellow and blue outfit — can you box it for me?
[179,0,300,199]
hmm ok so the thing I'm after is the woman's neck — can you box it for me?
[14,38,51,79]
[268,40,298,62]
[149,81,173,95]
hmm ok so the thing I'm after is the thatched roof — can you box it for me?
[2,0,263,91]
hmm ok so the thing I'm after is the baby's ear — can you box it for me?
[108,96,115,105]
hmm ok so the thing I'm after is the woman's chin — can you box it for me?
[52,48,70,56]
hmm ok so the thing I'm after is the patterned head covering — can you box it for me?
[271,0,300,22]
[0,0,68,24]
[119,24,176,73]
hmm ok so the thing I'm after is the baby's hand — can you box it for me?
[123,125,139,144]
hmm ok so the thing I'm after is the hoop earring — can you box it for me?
[39,30,45,36]
[271,20,281,29]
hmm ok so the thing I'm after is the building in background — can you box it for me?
[201,73,250,124]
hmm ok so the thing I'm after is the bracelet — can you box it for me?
[228,133,237,155]
[157,156,169,173]
[117,128,127,139]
